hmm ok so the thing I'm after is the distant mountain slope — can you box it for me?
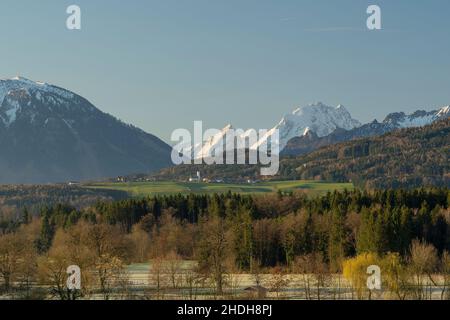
[0,77,172,183]
[294,118,450,189]
[282,106,450,156]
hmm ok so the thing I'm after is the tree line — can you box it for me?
[0,188,449,299]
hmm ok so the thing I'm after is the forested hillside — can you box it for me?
[295,118,449,189]
[0,185,127,216]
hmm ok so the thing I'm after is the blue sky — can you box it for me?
[1,0,449,142]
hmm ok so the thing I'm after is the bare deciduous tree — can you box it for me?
[408,240,439,300]
[0,231,36,293]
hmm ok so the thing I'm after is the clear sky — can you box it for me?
[1,0,449,142]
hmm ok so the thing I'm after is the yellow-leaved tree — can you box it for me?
[381,252,410,300]
[342,253,380,299]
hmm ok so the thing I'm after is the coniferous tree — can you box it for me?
[37,212,55,253]
[328,204,348,272]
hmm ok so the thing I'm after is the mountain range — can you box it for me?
[188,102,449,159]
[282,105,450,156]
[1,76,448,185]
[0,77,172,183]
[187,102,362,159]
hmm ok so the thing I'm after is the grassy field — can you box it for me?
[85,180,353,197]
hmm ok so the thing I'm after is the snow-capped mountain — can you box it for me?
[254,102,361,151]
[383,107,450,129]
[197,124,233,159]
[282,105,450,156]
[189,102,450,160]
[185,124,244,160]
[0,77,93,127]
[188,102,361,159]
[0,76,172,183]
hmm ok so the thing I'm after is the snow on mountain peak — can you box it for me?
[0,76,75,104]
[271,102,361,150]
[303,127,312,135]
[0,76,77,126]
[336,104,347,111]
[186,102,362,159]
[10,76,47,85]
[383,106,450,128]
[437,105,450,117]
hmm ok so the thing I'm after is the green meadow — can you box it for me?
[85,180,353,198]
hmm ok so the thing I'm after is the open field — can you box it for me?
[1,260,448,300]
[85,180,354,197]
[123,262,449,300]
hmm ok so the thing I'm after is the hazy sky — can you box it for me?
[1,0,449,142]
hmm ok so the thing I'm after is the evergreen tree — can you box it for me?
[37,212,55,253]
[328,204,348,272]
